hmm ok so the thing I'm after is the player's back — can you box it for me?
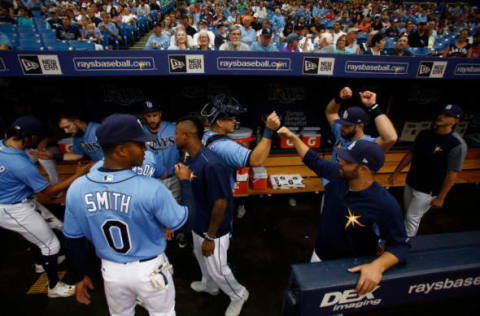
[64,168,188,263]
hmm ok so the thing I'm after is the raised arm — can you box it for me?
[248,111,281,166]
[325,87,353,127]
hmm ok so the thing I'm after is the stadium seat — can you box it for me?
[17,42,45,50]
[69,40,95,51]
[47,41,70,51]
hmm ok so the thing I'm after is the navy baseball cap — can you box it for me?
[96,114,157,145]
[141,100,161,113]
[334,107,369,126]
[336,140,385,172]
[199,19,208,25]
[286,33,300,43]
[443,104,463,119]
[261,27,273,37]
[12,116,45,136]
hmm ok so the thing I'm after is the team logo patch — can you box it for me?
[104,175,114,182]
[433,146,443,153]
[0,165,5,173]
[345,208,365,229]
[347,141,356,150]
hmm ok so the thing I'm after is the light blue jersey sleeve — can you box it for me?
[72,137,84,155]
[14,157,49,194]
[207,139,251,169]
[150,184,188,231]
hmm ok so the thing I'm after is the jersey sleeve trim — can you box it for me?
[63,231,85,238]
[169,206,188,231]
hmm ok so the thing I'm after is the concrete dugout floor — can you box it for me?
[1,184,480,316]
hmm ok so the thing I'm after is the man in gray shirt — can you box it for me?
[219,24,250,51]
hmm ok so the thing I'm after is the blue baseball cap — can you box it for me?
[12,116,45,136]
[261,27,273,37]
[443,104,463,119]
[334,107,369,126]
[141,100,162,113]
[336,140,385,172]
[96,114,157,145]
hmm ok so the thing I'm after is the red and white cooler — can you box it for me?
[58,137,74,154]
[233,167,250,195]
[250,167,268,190]
[301,129,321,148]
[280,127,300,149]
[227,127,256,148]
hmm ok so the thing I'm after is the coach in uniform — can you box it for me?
[389,105,467,237]
[0,117,91,297]
[278,127,409,295]
[176,116,249,316]
[63,114,192,316]
[30,114,104,162]
[201,94,280,217]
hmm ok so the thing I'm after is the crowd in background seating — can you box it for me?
[0,0,479,57]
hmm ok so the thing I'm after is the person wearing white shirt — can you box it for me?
[332,21,346,45]
[136,0,150,17]
[192,19,215,48]
[253,2,267,20]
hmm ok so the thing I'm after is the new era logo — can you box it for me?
[19,55,42,74]
[168,56,187,72]
[303,57,319,74]
[417,62,433,77]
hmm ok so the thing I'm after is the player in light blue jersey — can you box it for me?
[323,87,398,188]
[201,94,280,218]
[91,150,163,179]
[64,114,193,316]
[0,117,91,298]
[30,114,104,162]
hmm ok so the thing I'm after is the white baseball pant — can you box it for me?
[101,253,175,316]
[0,199,60,256]
[192,231,247,301]
[403,184,434,237]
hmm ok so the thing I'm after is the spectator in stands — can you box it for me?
[385,19,400,38]
[136,0,150,18]
[163,15,175,37]
[314,32,334,54]
[253,1,267,20]
[409,21,428,48]
[388,35,413,56]
[81,23,104,50]
[225,8,236,25]
[219,24,250,51]
[181,15,196,38]
[251,27,278,52]
[279,23,293,42]
[334,34,350,54]
[193,19,214,49]
[168,28,190,50]
[298,26,314,52]
[332,21,346,45]
[471,32,480,58]
[372,14,383,31]
[212,11,225,27]
[255,18,272,40]
[443,29,472,58]
[345,27,361,54]
[169,24,194,48]
[282,33,300,52]
[196,30,212,51]
[358,17,371,33]
[120,7,137,26]
[103,15,121,48]
[56,15,81,41]
[214,22,228,49]
[87,6,102,26]
[0,4,16,24]
[144,22,169,50]
[0,31,12,50]
[47,8,62,29]
[17,7,33,25]
[150,0,161,12]
[272,8,285,32]
[309,15,325,35]
[240,16,256,45]
[364,32,386,56]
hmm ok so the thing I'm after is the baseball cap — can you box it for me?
[217,22,225,28]
[96,114,156,145]
[336,140,385,172]
[199,19,208,25]
[261,27,273,37]
[12,116,45,136]
[287,33,300,43]
[347,27,359,33]
[334,107,369,126]
[141,100,161,113]
[443,104,463,119]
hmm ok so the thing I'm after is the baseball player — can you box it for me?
[63,114,192,316]
[0,116,91,297]
[200,94,280,218]
[30,114,104,162]
[176,116,249,316]
[278,127,409,296]
[389,105,467,237]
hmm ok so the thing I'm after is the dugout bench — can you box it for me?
[282,231,480,315]
[37,148,480,204]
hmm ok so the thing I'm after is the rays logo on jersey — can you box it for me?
[148,136,176,151]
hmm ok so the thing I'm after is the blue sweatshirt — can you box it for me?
[303,149,409,262]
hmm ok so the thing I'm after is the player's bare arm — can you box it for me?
[359,91,398,152]
[203,198,227,257]
[37,161,93,198]
[325,87,352,126]
[277,127,309,159]
[348,251,400,296]
[388,151,413,185]
[431,170,458,208]
[249,111,280,166]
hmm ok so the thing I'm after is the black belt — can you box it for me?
[123,256,157,264]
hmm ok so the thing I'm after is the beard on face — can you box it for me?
[341,128,357,140]
[148,121,161,130]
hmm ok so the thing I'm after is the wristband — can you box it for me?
[368,104,384,118]
[203,232,215,241]
[334,96,344,104]
[52,153,63,162]
[263,127,274,140]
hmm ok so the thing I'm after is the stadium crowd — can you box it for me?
[0,0,479,57]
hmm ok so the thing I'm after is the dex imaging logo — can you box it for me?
[417,61,447,78]
[320,286,382,312]
[18,55,62,75]
[168,55,204,74]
